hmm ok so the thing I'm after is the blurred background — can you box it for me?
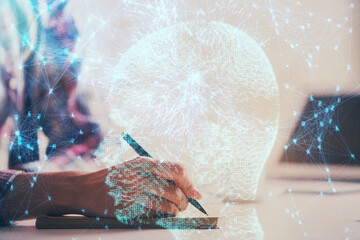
[0,1,359,239]
[65,0,359,172]
[1,0,359,193]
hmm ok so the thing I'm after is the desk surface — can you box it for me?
[1,178,360,240]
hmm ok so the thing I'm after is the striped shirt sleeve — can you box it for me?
[0,170,21,200]
[0,170,22,225]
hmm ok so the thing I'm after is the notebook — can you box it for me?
[36,215,218,229]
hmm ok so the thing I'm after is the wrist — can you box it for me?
[45,171,87,215]
[72,169,110,217]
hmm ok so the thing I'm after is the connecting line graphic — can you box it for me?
[0,0,357,238]
[89,1,357,238]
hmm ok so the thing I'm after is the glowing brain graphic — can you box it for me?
[106,21,279,201]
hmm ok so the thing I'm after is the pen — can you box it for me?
[121,132,208,216]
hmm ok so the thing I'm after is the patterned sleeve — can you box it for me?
[0,170,22,225]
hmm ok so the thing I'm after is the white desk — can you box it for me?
[1,178,360,240]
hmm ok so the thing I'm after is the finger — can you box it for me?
[139,159,201,200]
[138,193,179,216]
[128,157,201,199]
[144,178,188,211]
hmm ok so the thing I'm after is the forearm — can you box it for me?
[1,171,85,222]
[0,159,199,223]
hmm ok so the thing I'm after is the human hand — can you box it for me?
[1,157,201,223]
[78,157,202,220]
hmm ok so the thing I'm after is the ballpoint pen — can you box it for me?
[121,132,208,216]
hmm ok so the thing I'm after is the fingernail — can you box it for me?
[193,189,202,199]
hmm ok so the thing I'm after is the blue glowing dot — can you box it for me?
[25,210,29,215]
[306,149,310,155]
[81,209,85,213]
[48,196,52,201]
[49,88,53,94]
[301,121,306,127]
[351,154,355,159]
[292,139,297,144]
